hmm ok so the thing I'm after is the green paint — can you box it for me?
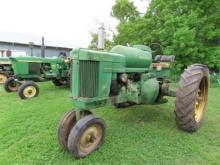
[10,56,69,81]
[70,45,174,111]
[111,45,152,68]
[141,78,159,104]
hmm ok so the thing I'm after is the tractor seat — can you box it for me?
[154,55,175,62]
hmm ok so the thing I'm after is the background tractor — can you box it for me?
[57,45,209,158]
[0,57,13,84]
[4,56,70,99]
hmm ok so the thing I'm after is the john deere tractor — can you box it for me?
[57,45,209,158]
[4,56,70,99]
[0,57,13,84]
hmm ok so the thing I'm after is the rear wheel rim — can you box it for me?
[79,124,102,154]
[0,74,7,84]
[194,78,208,122]
[23,86,37,98]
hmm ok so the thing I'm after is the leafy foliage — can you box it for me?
[112,0,220,70]
[88,32,114,51]
[111,0,140,22]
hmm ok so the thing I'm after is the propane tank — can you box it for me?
[133,45,152,53]
[110,45,152,68]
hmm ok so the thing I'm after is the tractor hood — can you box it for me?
[9,56,62,63]
[71,48,125,63]
[0,57,11,65]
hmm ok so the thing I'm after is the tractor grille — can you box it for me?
[79,60,99,97]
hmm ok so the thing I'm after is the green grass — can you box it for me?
[0,82,220,165]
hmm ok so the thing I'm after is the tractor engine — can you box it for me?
[109,45,174,107]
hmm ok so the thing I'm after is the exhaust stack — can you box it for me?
[41,36,45,58]
[98,23,105,50]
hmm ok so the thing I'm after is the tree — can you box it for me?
[88,32,114,51]
[111,0,144,45]
[112,0,220,69]
[111,0,140,22]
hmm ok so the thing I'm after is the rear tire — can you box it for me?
[4,77,20,92]
[52,79,66,86]
[175,64,209,132]
[18,82,39,99]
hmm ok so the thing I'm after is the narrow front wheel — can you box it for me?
[57,110,92,150]
[4,77,20,92]
[67,115,106,158]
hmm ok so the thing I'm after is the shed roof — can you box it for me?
[0,31,74,50]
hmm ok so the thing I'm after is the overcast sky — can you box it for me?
[0,0,150,47]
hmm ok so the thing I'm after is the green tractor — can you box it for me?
[57,45,209,158]
[4,56,70,99]
[0,57,13,84]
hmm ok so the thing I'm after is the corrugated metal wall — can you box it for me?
[0,42,70,57]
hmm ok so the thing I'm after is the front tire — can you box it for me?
[67,115,106,158]
[175,64,209,132]
[57,110,92,150]
[18,82,39,99]
[4,77,20,92]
